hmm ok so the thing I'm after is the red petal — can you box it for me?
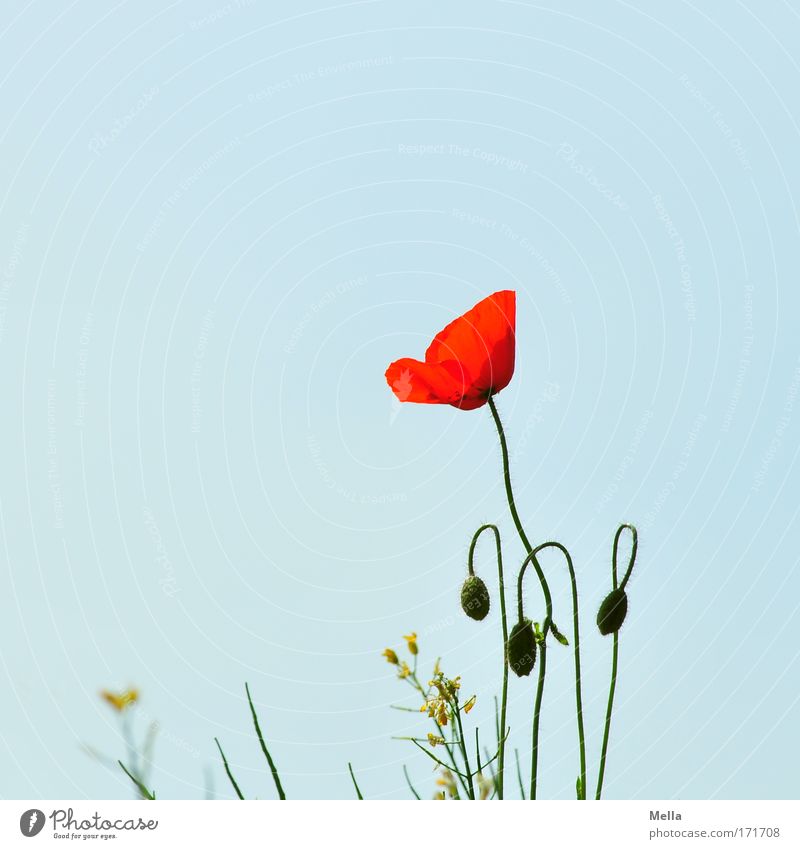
[385,358,465,405]
[425,290,515,396]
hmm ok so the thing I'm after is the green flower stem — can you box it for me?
[514,748,526,800]
[214,738,244,800]
[487,397,555,634]
[245,683,286,800]
[468,523,509,799]
[118,760,155,800]
[403,765,421,800]
[595,524,637,800]
[530,541,587,799]
[517,541,560,800]
[453,701,476,799]
[488,397,562,800]
[615,524,639,591]
[411,740,469,780]
[347,762,364,799]
[529,636,547,800]
[595,633,618,800]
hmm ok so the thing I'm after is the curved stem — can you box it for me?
[530,541,587,799]
[468,523,509,799]
[487,397,554,635]
[596,523,635,800]
[595,633,618,799]
[614,523,638,590]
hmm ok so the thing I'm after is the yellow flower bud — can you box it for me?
[403,632,418,655]
[382,648,399,665]
[100,688,138,713]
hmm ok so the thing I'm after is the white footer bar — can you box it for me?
[3,800,797,848]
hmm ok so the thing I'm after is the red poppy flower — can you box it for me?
[385,290,516,410]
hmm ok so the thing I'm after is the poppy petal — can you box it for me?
[425,290,515,396]
[385,358,465,405]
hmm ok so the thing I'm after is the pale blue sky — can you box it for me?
[1,0,799,800]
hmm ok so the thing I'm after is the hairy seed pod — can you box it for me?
[461,575,491,621]
[597,588,628,635]
[506,618,537,677]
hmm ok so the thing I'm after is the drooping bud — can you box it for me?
[460,575,490,621]
[506,618,537,677]
[597,588,628,635]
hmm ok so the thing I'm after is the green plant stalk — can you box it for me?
[517,542,559,800]
[468,523,509,799]
[245,683,286,800]
[529,637,547,800]
[487,398,554,631]
[535,541,587,799]
[118,760,155,800]
[514,748,526,800]
[617,524,638,591]
[595,525,635,800]
[488,397,557,799]
[347,762,364,799]
[214,738,244,800]
[403,765,421,800]
[595,633,618,799]
[453,702,475,799]
[569,562,587,801]
[411,739,469,780]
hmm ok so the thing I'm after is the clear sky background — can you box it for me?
[1,0,799,801]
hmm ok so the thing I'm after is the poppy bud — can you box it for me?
[506,618,537,677]
[460,575,490,621]
[597,588,628,635]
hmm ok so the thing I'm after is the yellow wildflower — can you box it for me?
[427,733,445,747]
[420,698,448,726]
[397,661,411,679]
[430,674,461,700]
[100,688,138,712]
[477,772,493,800]
[463,695,476,714]
[420,670,463,726]
[403,632,418,656]
[382,648,399,665]
[435,769,458,798]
